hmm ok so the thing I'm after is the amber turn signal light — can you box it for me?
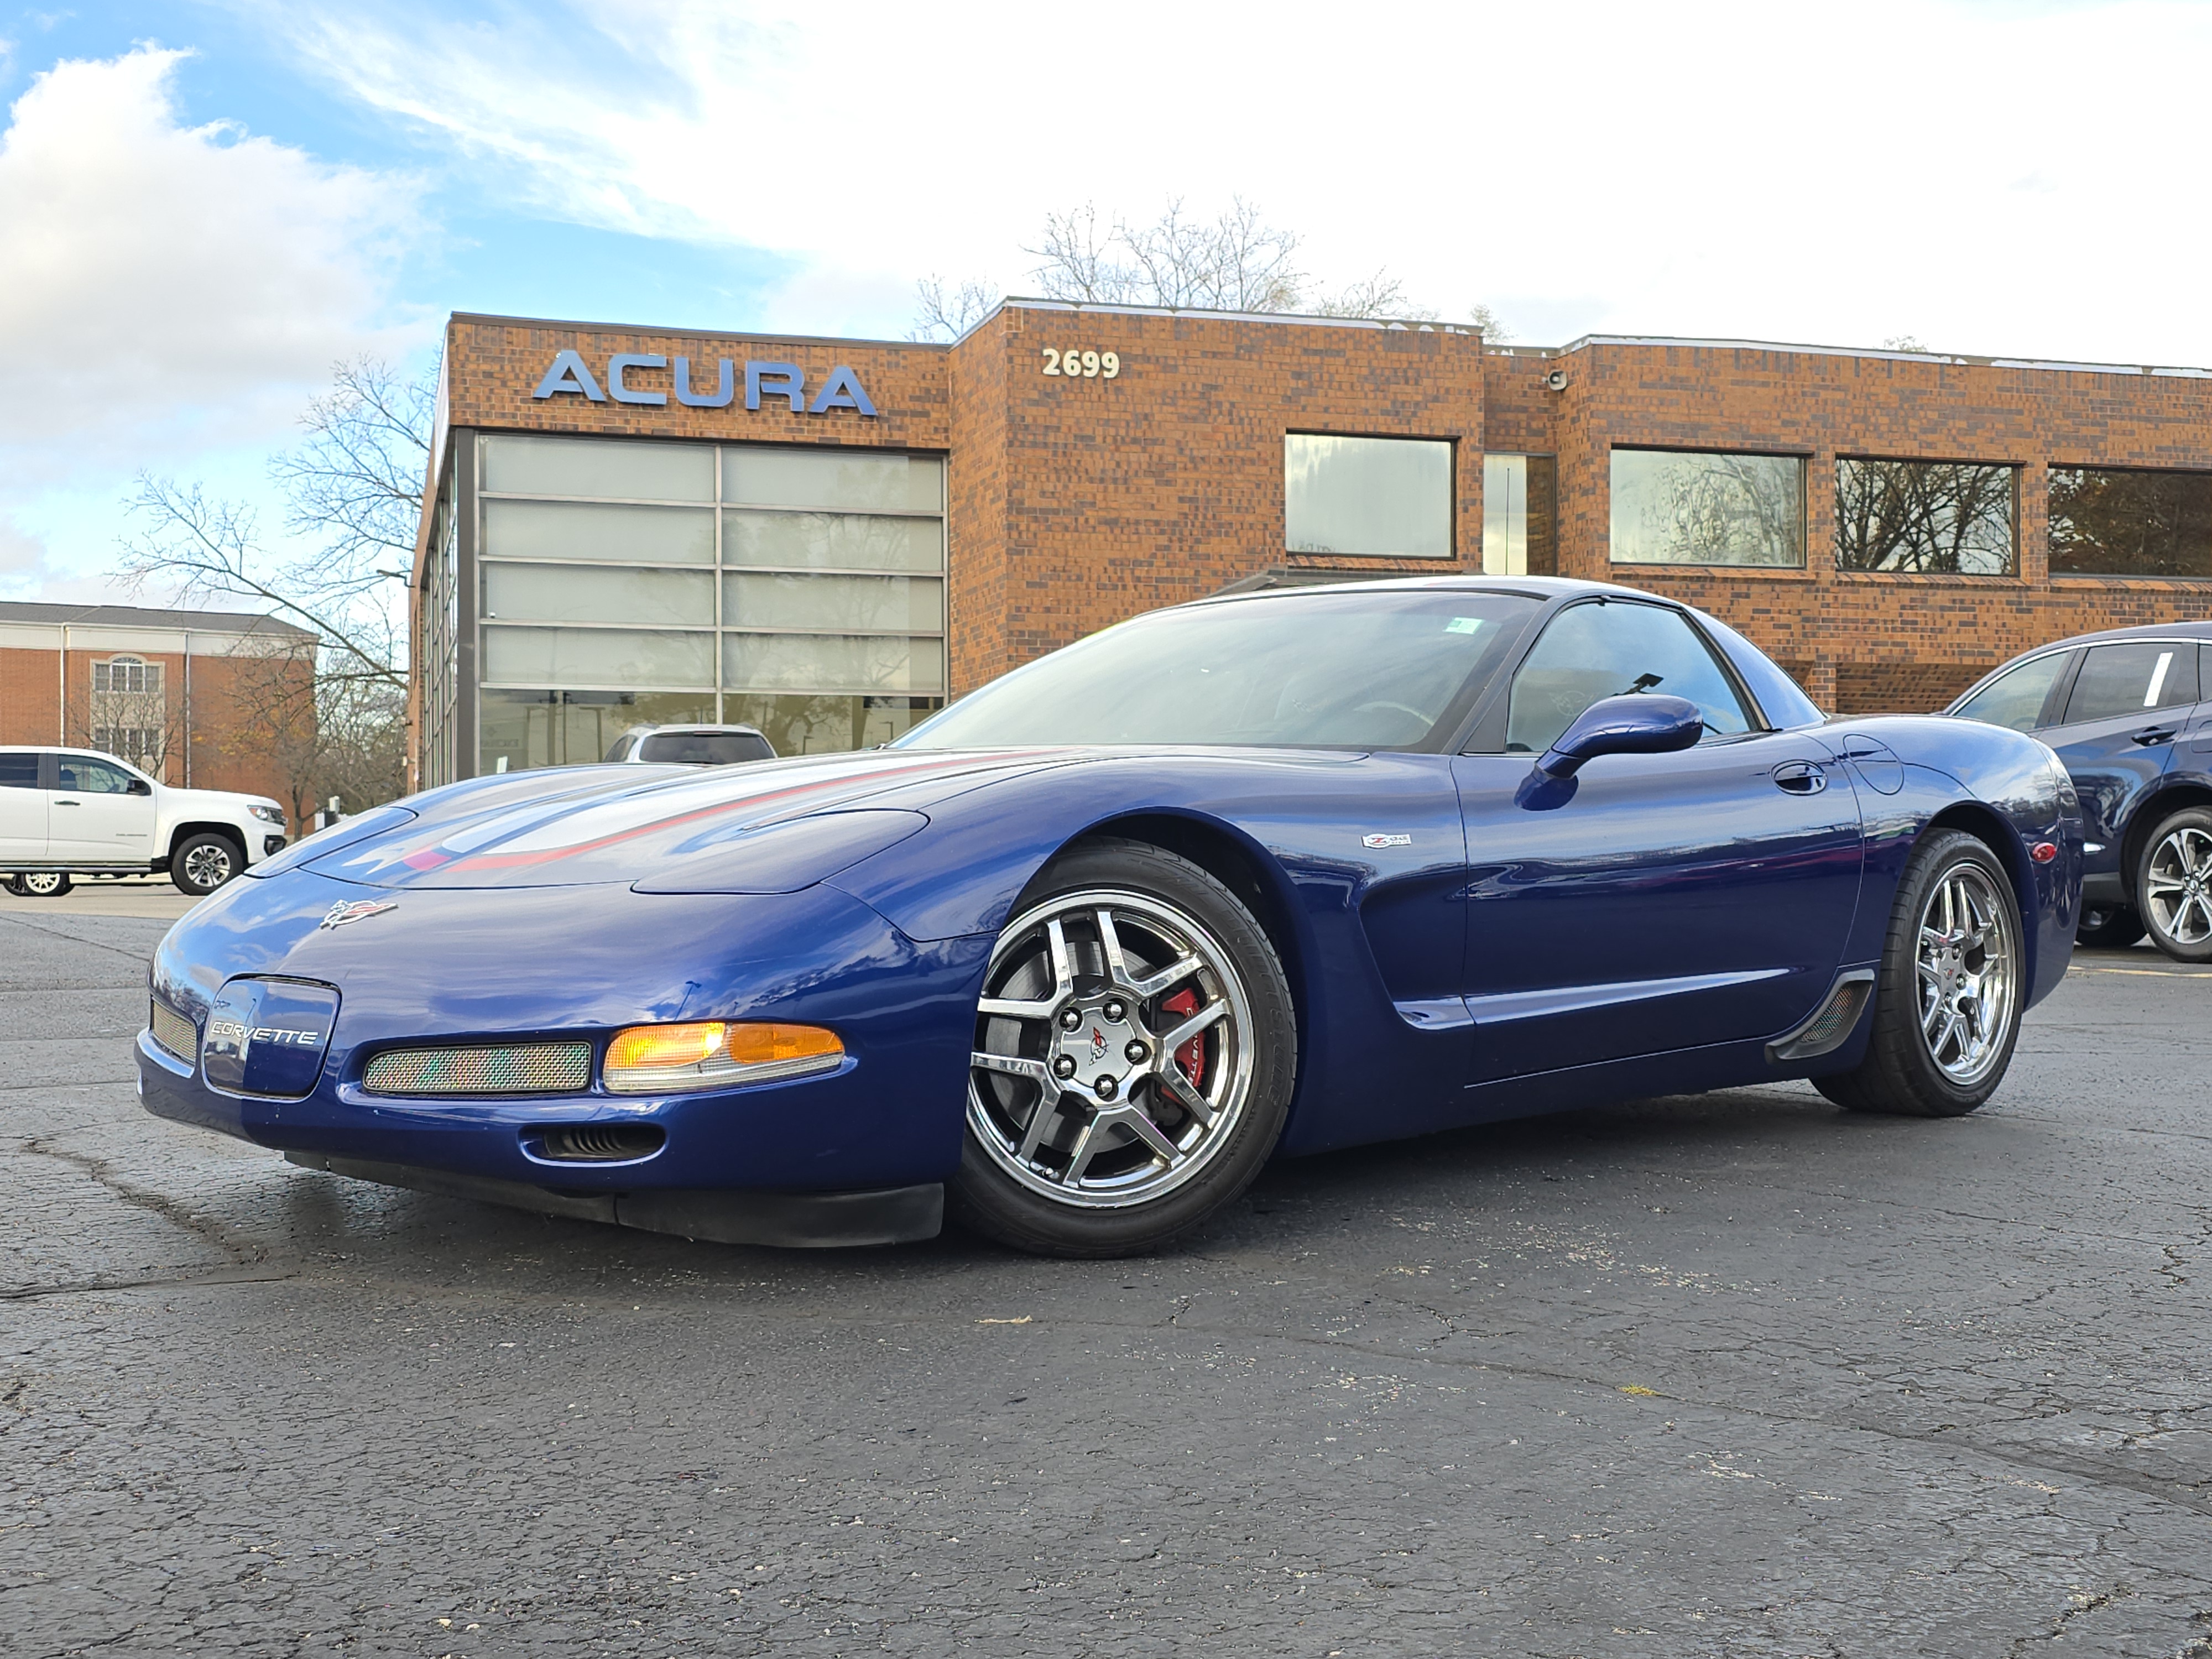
[603,1020,844,1094]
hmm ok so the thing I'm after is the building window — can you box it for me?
[1834,458,2016,576]
[1609,449,1804,568]
[2048,466,2212,578]
[92,655,162,695]
[88,656,168,774]
[1481,455,1558,576]
[92,727,163,766]
[476,434,946,768]
[1285,435,1452,559]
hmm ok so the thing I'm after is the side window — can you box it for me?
[1954,651,2072,733]
[1504,602,1754,754]
[602,735,635,763]
[56,755,135,794]
[2060,643,2201,726]
[0,754,39,789]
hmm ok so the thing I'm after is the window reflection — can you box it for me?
[1610,450,1803,567]
[2049,466,2212,578]
[1835,458,2016,575]
[1285,434,1452,559]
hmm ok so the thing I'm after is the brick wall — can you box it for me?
[950,307,1485,691]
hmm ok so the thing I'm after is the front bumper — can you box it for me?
[137,867,990,1238]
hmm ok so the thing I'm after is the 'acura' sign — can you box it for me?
[533,349,877,417]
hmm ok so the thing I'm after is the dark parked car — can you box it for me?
[1949,622,2212,959]
[602,724,775,766]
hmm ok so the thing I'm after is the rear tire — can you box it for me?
[8,873,71,899]
[2075,903,2146,950]
[951,838,1296,1258]
[1815,830,2023,1118]
[2135,807,2212,963]
[171,834,242,897]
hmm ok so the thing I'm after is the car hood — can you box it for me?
[294,748,1085,890]
[161,783,281,816]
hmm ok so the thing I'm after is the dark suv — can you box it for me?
[1948,622,2212,959]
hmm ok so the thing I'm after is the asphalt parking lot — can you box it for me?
[4,904,2209,1658]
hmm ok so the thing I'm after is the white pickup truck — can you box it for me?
[0,746,290,898]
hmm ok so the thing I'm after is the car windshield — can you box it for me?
[901,589,1541,750]
[639,731,773,765]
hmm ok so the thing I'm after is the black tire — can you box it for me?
[9,872,71,899]
[1815,829,2025,1118]
[170,833,242,897]
[950,838,1297,1258]
[2134,806,2212,963]
[2075,902,2146,950]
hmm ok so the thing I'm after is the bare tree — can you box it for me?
[1883,335,1930,353]
[1468,301,1511,341]
[1015,199,1438,322]
[118,354,433,810]
[909,275,999,343]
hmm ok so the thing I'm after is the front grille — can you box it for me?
[362,1042,592,1097]
[149,999,197,1062]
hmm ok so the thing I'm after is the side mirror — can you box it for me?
[127,778,153,796]
[1535,693,1704,780]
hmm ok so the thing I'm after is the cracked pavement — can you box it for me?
[3,907,2210,1657]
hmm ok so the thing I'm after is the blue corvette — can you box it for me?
[139,577,2082,1256]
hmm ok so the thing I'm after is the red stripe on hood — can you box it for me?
[445,752,1053,872]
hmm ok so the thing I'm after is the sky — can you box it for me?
[6,0,2212,609]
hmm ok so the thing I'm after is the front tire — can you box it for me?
[171,833,241,897]
[2136,807,2212,963]
[1815,829,2024,1117]
[951,839,1297,1258]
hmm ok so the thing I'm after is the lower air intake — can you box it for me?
[362,1042,592,1097]
[1766,971,1876,1065]
[149,998,197,1063]
[535,1123,666,1162]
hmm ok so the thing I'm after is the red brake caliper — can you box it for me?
[1159,989,1207,1090]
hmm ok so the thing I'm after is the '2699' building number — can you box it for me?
[1041,348,1120,379]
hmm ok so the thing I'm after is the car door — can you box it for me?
[49,753,157,864]
[0,753,46,862]
[1451,598,1864,1083]
[2176,643,2212,785]
[2034,641,2199,886]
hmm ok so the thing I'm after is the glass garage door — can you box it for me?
[476,435,946,771]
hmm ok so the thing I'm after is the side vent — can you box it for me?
[533,1123,667,1163]
[1766,971,1875,1065]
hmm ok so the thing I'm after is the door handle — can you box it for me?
[54,799,80,807]
[2132,726,2178,746]
[1772,761,1827,795]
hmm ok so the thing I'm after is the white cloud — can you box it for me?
[0,45,425,483]
[261,0,2212,366]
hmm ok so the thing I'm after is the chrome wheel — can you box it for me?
[2144,825,2212,946]
[968,888,1256,1209]
[18,873,66,897]
[1914,862,2016,1088]
[182,842,234,890]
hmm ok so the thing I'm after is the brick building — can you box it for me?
[0,601,317,805]
[411,304,2212,782]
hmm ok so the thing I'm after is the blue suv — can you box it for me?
[1949,622,2212,959]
